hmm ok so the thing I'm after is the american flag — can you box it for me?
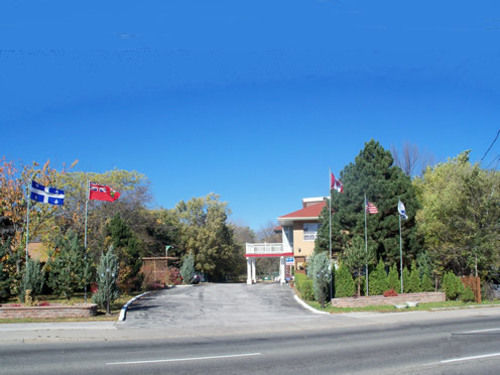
[366,201,378,214]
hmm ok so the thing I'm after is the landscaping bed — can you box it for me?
[330,292,445,308]
[0,303,97,319]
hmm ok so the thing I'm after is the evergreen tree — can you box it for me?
[180,252,195,284]
[401,266,410,293]
[19,258,45,303]
[369,259,389,295]
[47,231,85,299]
[93,246,119,314]
[342,236,375,297]
[406,260,421,293]
[387,264,400,292]
[335,264,355,298]
[442,271,464,300]
[421,273,434,292]
[316,140,421,265]
[0,240,12,302]
[311,252,332,307]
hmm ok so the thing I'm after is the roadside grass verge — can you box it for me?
[0,292,142,323]
[301,298,500,314]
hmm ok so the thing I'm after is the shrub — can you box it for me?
[180,253,195,284]
[93,246,120,315]
[421,274,434,292]
[295,273,314,300]
[383,289,398,297]
[168,267,182,285]
[19,258,45,303]
[406,261,421,293]
[335,264,355,298]
[311,252,332,307]
[442,272,464,300]
[369,260,388,296]
[402,267,410,293]
[461,286,475,302]
[387,264,400,292]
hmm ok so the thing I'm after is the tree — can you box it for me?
[0,240,12,302]
[387,264,400,292]
[180,252,195,284]
[20,258,44,303]
[406,260,421,293]
[310,252,332,307]
[369,259,389,296]
[391,142,435,177]
[175,194,243,281]
[316,140,421,266]
[415,151,500,280]
[255,221,281,277]
[341,236,375,296]
[335,264,355,298]
[93,246,119,314]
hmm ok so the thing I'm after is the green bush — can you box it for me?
[387,264,400,292]
[461,286,475,302]
[442,272,464,300]
[402,267,410,293]
[369,260,388,296]
[406,261,421,293]
[421,273,434,292]
[335,264,355,298]
[295,273,314,301]
[311,252,332,307]
[19,259,45,303]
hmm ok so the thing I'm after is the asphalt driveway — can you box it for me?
[120,283,326,335]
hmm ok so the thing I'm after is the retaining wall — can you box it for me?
[331,292,445,308]
[0,304,97,319]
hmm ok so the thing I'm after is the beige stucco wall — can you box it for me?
[292,221,317,257]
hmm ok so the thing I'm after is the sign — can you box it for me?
[285,257,294,265]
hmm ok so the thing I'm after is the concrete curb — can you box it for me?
[294,295,331,315]
[118,292,150,322]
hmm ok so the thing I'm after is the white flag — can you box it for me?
[398,200,408,220]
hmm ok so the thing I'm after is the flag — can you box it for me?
[366,200,378,214]
[30,180,64,205]
[330,172,344,193]
[398,200,408,219]
[89,182,120,202]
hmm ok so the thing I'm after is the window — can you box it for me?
[303,223,319,241]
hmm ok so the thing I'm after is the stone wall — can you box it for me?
[0,304,97,319]
[330,292,445,308]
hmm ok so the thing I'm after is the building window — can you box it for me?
[303,223,319,241]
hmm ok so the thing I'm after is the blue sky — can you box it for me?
[1,0,499,230]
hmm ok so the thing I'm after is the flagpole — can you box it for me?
[25,184,31,262]
[328,170,333,301]
[364,193,369,296]
[399,210,403,293]
[84,177,89,303]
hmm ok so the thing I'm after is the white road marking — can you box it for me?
[106,352,262,366]
[440,352,500,364]
[459,328,500,334]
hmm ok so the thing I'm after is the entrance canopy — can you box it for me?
[245,243,293,258]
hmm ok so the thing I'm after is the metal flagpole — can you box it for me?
[399,212,403,293]
[25,184,31,262]
[84,177,89,303]
[364,193,369,296]
[329,170,333,301]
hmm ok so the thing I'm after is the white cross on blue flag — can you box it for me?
[398,200,408,220]
[30,180,65,205]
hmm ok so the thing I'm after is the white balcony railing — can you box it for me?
[245,242,284,256]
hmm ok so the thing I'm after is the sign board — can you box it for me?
[285,257,294,265]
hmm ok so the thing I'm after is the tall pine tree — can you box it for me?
[316,140,421,266]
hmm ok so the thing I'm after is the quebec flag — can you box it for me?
[30,180,65,205]
[398,200,408,220]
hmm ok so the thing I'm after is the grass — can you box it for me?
[0,292,143,324]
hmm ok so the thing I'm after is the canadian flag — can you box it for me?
[89,182,120,202]
[330,172,344,193]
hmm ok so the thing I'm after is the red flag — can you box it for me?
[89,182,120,202]
[330,172,344,193]
[366,201,378,214]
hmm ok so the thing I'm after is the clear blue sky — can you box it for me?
[1,1,499,231]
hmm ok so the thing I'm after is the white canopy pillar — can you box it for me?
[247,258,253,285]
[251,258,257,283]
[279,256,285,284]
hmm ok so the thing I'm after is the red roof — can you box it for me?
[279,201,326,220]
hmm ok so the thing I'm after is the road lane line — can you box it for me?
[440,352,500,364]
[106,352,262,366]
[458,328,500,334]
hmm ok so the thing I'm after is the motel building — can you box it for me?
[245,197,326,284]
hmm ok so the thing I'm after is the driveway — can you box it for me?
[120,283,328,336]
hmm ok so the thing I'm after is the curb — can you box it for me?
[294,295,331,315]
[118,292,150,322]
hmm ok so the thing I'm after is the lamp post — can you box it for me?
[165,245,173,286]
